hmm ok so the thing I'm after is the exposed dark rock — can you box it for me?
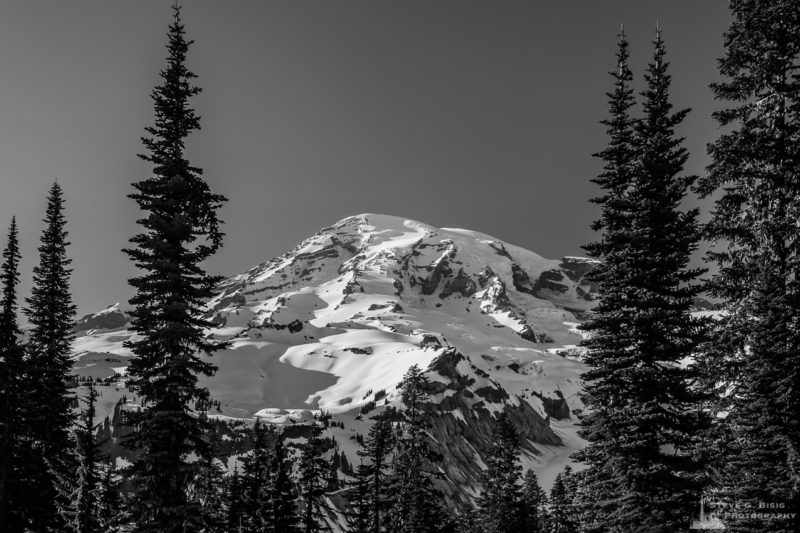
[533,269,569,295]
[420,334,443,350]
[511,264,537,296]
[393,278,404,295]
[343,346,373,355]
[530,390,571,420]
[420,258,453,295]
[487,241,512,259]
[262,319,304,333]
[474,385,509,403]
[518,324,551,343]
[440,269,477,299]
[477,267,496,288]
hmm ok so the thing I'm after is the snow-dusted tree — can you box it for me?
[24,181,78,531]
[121,4,227,531]
[695,1,800,531]
[577,28,708,532]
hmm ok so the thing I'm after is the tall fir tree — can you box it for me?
[477,413,524,533]
[576,28,708,532]
[299,422,332,533]
[24,181,78,532]
[356,412,395,533]
[122,4,227,531]
[70,383,104,533]
[387,365,448,533]
[0,217,26,532]
[695,1,800,531]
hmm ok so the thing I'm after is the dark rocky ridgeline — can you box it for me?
[422,349,561,506]
[74,305,130,333]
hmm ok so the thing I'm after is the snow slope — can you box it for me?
[72,214,597,498]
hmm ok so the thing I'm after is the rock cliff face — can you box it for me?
[72,214,594,503]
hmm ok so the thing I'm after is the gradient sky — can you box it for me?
[0,1,730,316]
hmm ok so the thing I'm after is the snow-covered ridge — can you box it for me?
[72,214,596,495]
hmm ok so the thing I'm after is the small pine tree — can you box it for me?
[187,454,227,532]
[23,182,78,531]
[70,383,104,533]
[549,467,578,533]
[356,412,395,533]
[271,435,300,532]
[299,423,332,532]
[345,461,372,533]
[226,465,245,533]
[241,421,276,530]
[97,460,124,533]
[521,469,549,533]
[121,4,227,531]
[478,413,524,533]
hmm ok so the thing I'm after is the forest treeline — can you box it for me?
[1,1,799,532]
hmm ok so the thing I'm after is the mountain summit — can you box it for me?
[73,214,595,499]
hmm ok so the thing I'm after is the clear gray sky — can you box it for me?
[0,1,730,316]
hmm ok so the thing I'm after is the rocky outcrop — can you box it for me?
[75,306,129,332]
[422,349,561,505]
[440,269,477,299]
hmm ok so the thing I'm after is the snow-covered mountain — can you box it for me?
[72,214,597,502]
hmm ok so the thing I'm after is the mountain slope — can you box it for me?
[72,214,595,500]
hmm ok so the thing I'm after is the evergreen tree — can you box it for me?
[0,217,27,532]
[121,4,227,531]
[23,181,78,531]
[299,422,332,532]
[187,454,227,532]
[521,469,548,533]
[346,461,372,533]
[70,383,104,533]
[356,412,395,533]
[549,468,578,533]
[271,435,300,533]
[241,421,276,531]
[576,28,708,532]
[477,413,524,533]
[226,465,245,533]
[97,460,123,533]
[387,365,447,533]
[453,506,479,533]
[695,1,800,531]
